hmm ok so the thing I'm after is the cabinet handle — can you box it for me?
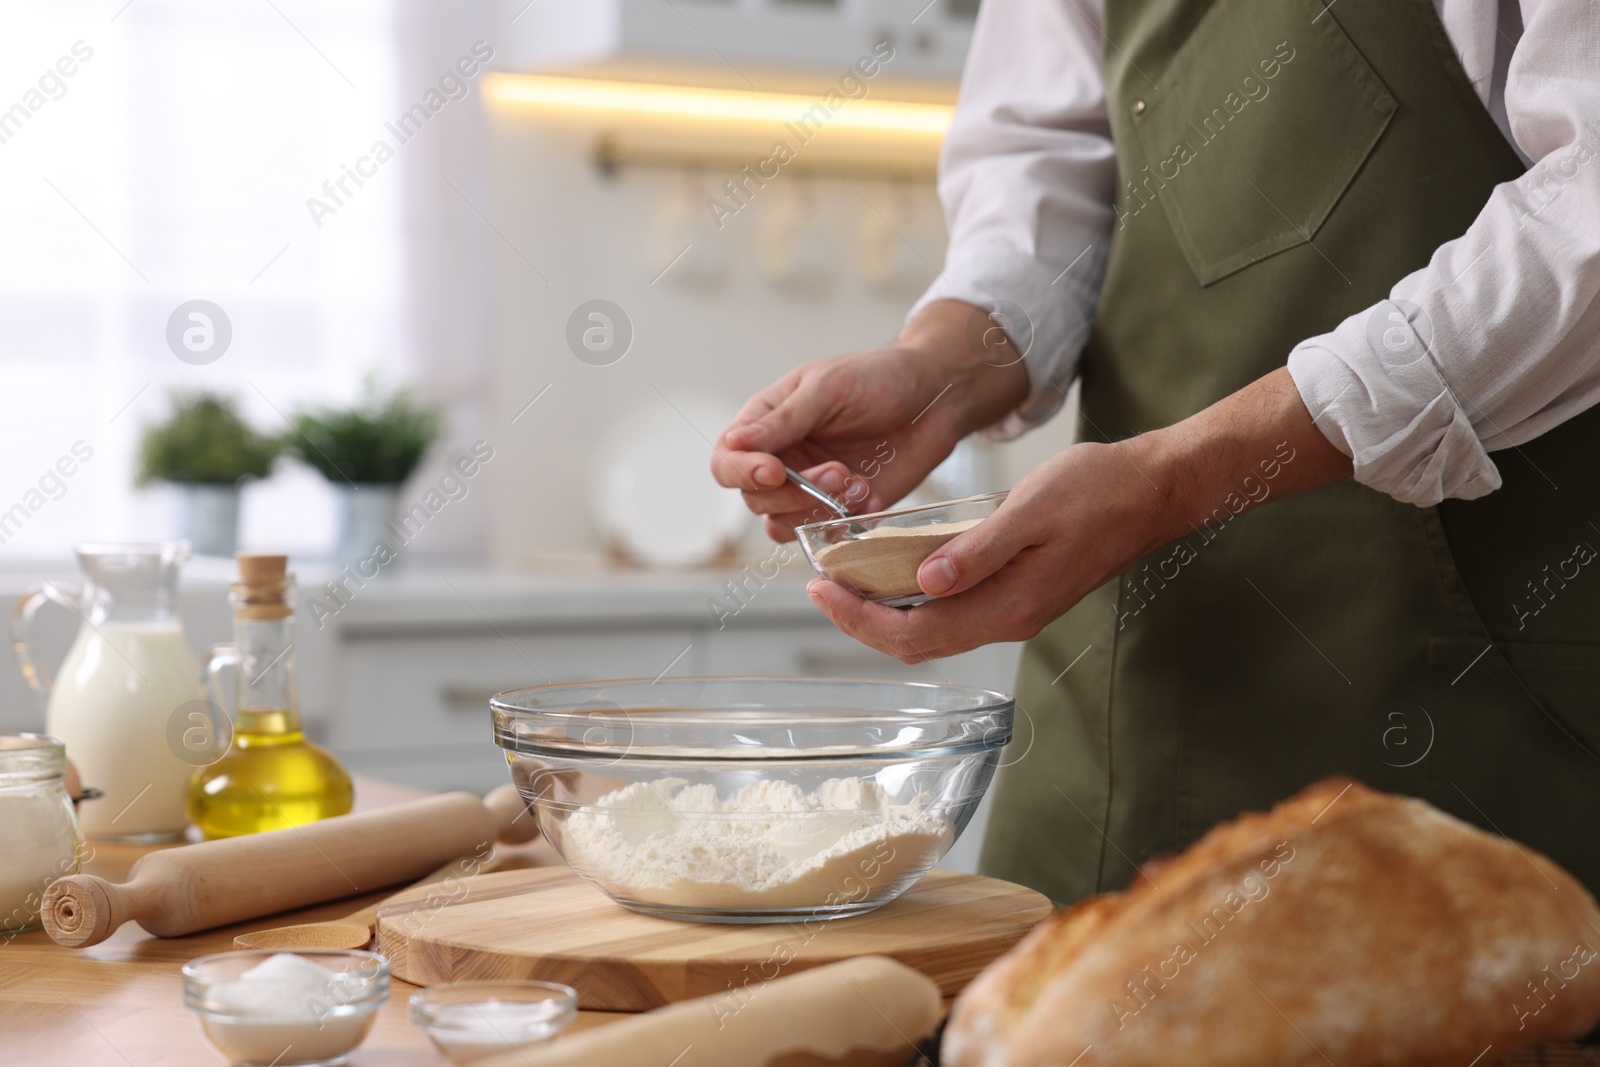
[440,686,523,710]
[798,651,919,677]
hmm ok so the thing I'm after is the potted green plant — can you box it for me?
[288,387,442,563]
[137,393,280,557]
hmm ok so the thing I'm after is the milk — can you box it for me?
[47,621,200,839]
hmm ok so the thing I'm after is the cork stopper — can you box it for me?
[234,553,292,620]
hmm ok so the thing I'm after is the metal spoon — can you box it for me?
[785,466,868,534]
[784,465,852,518]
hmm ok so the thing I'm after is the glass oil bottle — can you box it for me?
[186,554,353,837]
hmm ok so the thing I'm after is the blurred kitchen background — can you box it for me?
[0,0,1074,868]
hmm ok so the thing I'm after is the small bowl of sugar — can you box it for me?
[182,949,389,1067]
[408,980,578,1065]
[797,491,1007,607]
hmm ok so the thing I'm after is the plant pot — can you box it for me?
[336,484,400,566]
[180,484,241,558]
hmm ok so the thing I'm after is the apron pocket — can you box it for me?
[1497,641,1600,764]
[1129,0,1397,286]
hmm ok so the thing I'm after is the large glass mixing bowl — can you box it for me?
[491,677,1013,923]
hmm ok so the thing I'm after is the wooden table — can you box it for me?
[7,778,1593,1067]
[0,778,627,1067]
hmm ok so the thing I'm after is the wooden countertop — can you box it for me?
[0,777,627,1067]
[9,777,1593,1067]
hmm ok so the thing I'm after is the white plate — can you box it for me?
[589,391,749,569]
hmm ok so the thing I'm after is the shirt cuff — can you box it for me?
[1287,300,1502,507]
[907,238,1099,441]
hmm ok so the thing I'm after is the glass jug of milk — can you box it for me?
[13,542,201,841]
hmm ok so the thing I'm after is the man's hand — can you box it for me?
[711,301,1029,542]
[806,367,1356,661]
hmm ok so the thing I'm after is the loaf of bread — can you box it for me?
[945,778,1600,1067]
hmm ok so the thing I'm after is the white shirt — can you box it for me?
[911,0,1600,506]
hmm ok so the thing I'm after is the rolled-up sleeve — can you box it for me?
[1288,0,1600,506]
[908,0,1117,439]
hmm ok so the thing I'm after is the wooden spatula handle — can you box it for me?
[44,787,532,948]
[339,854,485,932]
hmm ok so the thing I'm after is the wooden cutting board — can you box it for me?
[374,867,1052,1012]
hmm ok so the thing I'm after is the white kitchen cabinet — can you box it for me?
[703,621,1017,688]
[505,0,977,81]
[317,568,1021,869]
[326,596,1019,795]
[0,560,1020,869]
[327,627,701,752]
[328,624,699,795]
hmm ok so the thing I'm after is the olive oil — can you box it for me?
[186,554,353,838]
[188,709,353,837]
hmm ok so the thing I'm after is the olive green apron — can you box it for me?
[980,0,1600,904]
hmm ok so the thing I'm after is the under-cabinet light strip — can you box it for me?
[484,73,953,135]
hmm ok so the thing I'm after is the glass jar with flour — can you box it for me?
[13,542,201,841]
[0,734,82,933]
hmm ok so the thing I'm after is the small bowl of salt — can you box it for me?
[797,491,1007,607]
[408,980,577,1064]
[182,949,389,1067]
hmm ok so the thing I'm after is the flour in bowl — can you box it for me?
[561,778,953,911]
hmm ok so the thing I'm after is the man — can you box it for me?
[713,0,1600,904]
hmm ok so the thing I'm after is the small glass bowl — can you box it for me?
[182,949,389,1067]
[797,492,1008,607]
[408,981,578,1065]
[492,677,1013,923]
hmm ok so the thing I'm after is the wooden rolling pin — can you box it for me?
[478,957,942,1067]
[43,784,539,948]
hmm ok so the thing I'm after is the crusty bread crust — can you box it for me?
[945,778,1600,1067]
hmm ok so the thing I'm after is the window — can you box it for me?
[0,0,412,557]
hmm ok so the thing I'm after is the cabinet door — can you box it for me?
[704,621,1021,692]
[329,627,699,752]
[342,746,512,796]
